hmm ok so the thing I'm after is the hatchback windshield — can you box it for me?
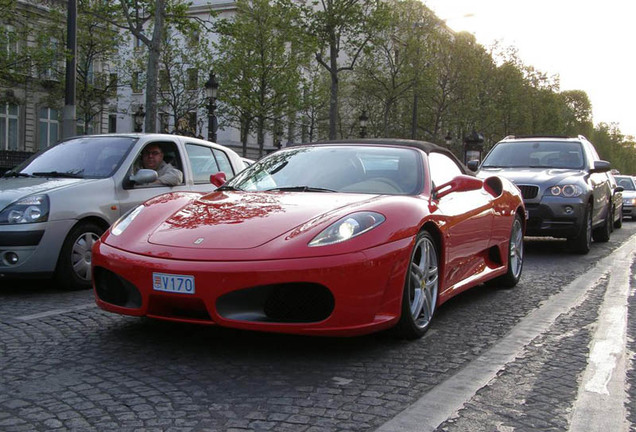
[13,137,136,178]
[482,141,585,170]
[226,145,423,195]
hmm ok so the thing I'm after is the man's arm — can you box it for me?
[156,162,183,186]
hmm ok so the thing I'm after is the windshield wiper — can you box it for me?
[32,171,84,179]
[265,186,336,192]
[216,185,243,191]
[2,171,32,178]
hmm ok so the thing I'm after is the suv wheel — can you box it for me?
[592,206,611,243]
[568,204,592,254]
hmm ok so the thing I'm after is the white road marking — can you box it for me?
[15,303,96,321]
[376,235,635,432]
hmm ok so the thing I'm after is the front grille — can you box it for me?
[217,283,335,323]
[517,184,539,199]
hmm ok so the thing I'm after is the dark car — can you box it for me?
[474,135,614,254]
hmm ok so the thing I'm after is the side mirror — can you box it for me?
[210,172,227,187]
[590,160,611,173]
[615,185,624,193]
[434,175,483,199]
[466,160,480,172]
[128,169,158,186]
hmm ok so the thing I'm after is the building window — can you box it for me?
[108,114,117,133]
[159,113,170,134]
[38,107,59,150]
[132,71,141,93]
[108,73,118,96]
[187,68,197,90]
[0,104,19,150]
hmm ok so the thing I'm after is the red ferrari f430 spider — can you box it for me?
[93,139,525,339]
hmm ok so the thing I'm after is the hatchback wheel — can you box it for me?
[56,221,104,290]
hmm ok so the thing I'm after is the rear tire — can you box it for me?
[491,214,524,288]
[614,209,623,229]
[592,205,611,243]
[55,221,104,291]
[395,231,439,340]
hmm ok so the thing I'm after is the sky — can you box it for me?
[423,0,636,138]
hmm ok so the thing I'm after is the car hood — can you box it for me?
[622,190,636,198]
[0,177,89,209]
[477,167,585,185]
[146,191,384,250]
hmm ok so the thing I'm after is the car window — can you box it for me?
[17,136,136,178]
[186,143,230,184]
[212,149,235,179]
[482,141,584,169]
[228,145,421,195]
[429,152,462,187]
[617,177,636,190]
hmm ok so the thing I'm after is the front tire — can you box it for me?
[55,221,104,290]
[395,231,439,340]
[568,204,592,254]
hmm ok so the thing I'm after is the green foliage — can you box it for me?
[213,0,316,152]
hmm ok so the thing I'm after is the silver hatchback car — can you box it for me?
[0,134,245,290]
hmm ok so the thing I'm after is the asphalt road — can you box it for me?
[1,221,634,432]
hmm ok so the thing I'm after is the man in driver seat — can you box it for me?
[136,143,183,186]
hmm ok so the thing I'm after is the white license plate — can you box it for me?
[152,272,195,294]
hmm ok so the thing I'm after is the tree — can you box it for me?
[155,29,214,135]
[88,0,199,133]
[214,0,315,156]
[307,0,390,139]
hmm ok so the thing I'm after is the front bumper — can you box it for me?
[92,237,413,337]
[0,219,75,277]
[524,196,586,238]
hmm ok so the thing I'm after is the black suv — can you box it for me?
[474,135,615,254]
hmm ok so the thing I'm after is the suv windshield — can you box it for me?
[482,141,585,170]
[14,136,136,179]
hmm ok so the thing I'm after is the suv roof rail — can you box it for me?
[504,135,572,139]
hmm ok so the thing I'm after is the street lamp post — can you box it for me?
[133,105,145,132]
[275,128,283,149]
[359,110,368,138]
[444,132,453,146]
[204,71,219,142]
[463,130,484,164]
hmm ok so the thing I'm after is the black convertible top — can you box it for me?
[297,138,472,175]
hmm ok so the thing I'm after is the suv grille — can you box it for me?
[517,184,539,199]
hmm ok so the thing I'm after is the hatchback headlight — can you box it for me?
[111,205,144,236]
[309,211,385,247]
[547,184,583,198]
[0,194,50,224]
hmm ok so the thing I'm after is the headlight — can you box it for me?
[111,205,144,236]
[624,198,636,206]
[309,211,385,247]
[0,194,49,224]
[547,184,583,198]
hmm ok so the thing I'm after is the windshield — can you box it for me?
[482,141,585,170]
[13,136,137,179]
[226,145,423,195]
[616,176,636,190]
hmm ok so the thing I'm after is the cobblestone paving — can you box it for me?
[0,231,633,431]
[435,276,610,432]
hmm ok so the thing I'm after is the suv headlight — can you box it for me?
[0,194,50,224]
[309,211,385,247]
[546,184,583,198]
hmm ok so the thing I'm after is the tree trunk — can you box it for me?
[328,42,339,140]
[144,0,165,133]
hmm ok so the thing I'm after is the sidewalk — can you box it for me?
[376,235,636,432]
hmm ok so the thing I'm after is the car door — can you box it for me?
[429,152,494,289]
[584,142,611,226]
[115,138,192,217]
[183,142,238,193]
